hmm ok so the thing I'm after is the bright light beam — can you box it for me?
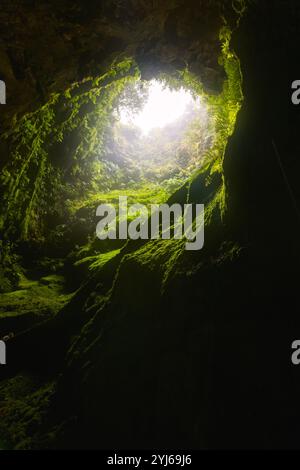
[119,80,196,135]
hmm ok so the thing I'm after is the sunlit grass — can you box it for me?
[67,183,172,215]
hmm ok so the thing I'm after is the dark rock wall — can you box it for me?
[218,0,300,448]
[2,0,300,450]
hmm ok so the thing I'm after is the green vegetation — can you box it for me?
[0,8,244,448]
[74,248,121,273]
[0,273,73,336]
[0,59,139,243]
[0,376,56,449]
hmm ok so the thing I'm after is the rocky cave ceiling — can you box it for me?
[0,0,240,130]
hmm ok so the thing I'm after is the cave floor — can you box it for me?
[0,272,74,340]
[0,271,74,450]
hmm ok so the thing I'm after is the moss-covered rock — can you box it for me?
[0,0,255,450]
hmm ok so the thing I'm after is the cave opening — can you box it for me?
[111,78,213,190]
[2,0,300,451]
[0,48,242,293]
[0,1,246,450]
[97,76,215,199]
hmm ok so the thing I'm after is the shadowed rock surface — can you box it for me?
[1,0,300,450]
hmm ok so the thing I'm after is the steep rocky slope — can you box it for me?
[1,0,300,450]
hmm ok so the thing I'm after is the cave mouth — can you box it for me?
[0,0,246,448]
[0,1,250,450]
[118,78,204,135]
[97,76,215,198]
[0,41,243,293]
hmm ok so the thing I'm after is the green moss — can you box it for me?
[0,4,248,450]
[68,18,244,299]
[0,274,72,335]
[0,375,56,450]
[74,249,121,272]
[180,22,244,220]
[0,59,139,244]
[68,184,170,215]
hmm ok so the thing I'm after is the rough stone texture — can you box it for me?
[0,0,237,130]
[3,0,300,451]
